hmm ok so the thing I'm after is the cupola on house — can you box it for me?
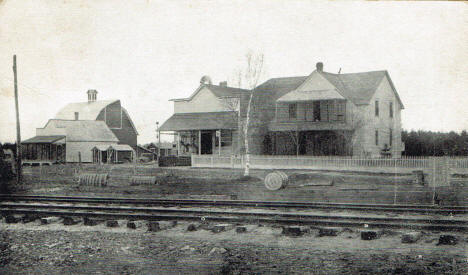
[22,90,138,163]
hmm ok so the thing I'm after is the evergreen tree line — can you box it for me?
[402,130,468,156]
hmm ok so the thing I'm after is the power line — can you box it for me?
[0,75,52,98]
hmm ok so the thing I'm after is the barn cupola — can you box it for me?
[316,62,324,72]
[87,89,98,103]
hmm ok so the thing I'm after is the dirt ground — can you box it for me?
[11,166,468,205]
[0,220,467,274]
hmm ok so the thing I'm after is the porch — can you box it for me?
[92,144,135,164]
[177,129,237,156]
[267,130,351,156]
[159,111,240,156]
[21,135,66,163]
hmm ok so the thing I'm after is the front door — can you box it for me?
[201,132,213,154]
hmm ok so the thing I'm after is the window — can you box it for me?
[74,112,79,120]
[313,101,321,121]
[375,100,379,117]
[389,128,393,146]
[375,130,379,146]
[336,100,346,122]
[389,102,393,118]
[289,103,297,119]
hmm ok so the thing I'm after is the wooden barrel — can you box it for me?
[264,171,289,190]
[78,173,108,187]
[131,176,157,185]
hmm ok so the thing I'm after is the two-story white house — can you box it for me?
[160,78,250,156]
[161,63,405,158]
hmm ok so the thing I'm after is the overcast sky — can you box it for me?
[0,0,467,144]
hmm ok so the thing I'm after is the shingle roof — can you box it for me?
[22,135,65,144]
[255,70,403,108]
[170,84,250,101]
[92,145,111,151]
[43,120,119,142]
[254,76,308,100]
[55,100,119,120]
[320,71,386,106]
[160,111,238,131]
[204,84,250,98]
[109,144,134,151]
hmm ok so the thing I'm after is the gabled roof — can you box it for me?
[92,145,111,151]
[255,70,404,109]
[22,135,65,144]
[320,70,404,107]
[109,144,134,151]
[277,89,344,102]
[170,84,250,102]
[40,119,119,142]
[254,76,308,100]
[160,111,238,131]
[55,99,119,120]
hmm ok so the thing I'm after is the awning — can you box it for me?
[160,111,238,131]
[109,144,134,151]
[92,145,111,151]
[22,135,65,144]
[277,89,344,103]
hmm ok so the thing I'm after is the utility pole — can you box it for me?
[13,55,22,184]
[156,122,160,164]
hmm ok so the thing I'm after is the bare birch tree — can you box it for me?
[241,51,264,176]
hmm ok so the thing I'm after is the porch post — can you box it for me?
[177,132,180,156]
[212,131,215,155]
[296,130,299,156]
[219,129,221,156]
[198,130,201,155]
[116,150,118,164]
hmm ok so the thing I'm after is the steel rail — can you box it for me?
[1,203,467,226]
[1,205,467,232]
[0,194,466,214]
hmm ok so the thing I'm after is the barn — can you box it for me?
[22,90,138,163]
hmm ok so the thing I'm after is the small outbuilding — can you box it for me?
[92,144,135,164]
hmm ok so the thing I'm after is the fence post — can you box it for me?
[432,157,436,205]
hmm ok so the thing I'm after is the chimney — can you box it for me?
[219,81,227,87]
[87,89,98,103]
[316,62,324,72]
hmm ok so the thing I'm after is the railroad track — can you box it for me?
[0,196,467,232]
[0,194,467,214]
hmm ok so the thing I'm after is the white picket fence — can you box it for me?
[191,155,468,174]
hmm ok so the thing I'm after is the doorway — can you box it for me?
[200,132,213,154]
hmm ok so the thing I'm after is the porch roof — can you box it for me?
[160,111,238,131]
[109,144,134,151]
[277,89,344,103]
[92,145,111,151]
[22,135,65,144]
